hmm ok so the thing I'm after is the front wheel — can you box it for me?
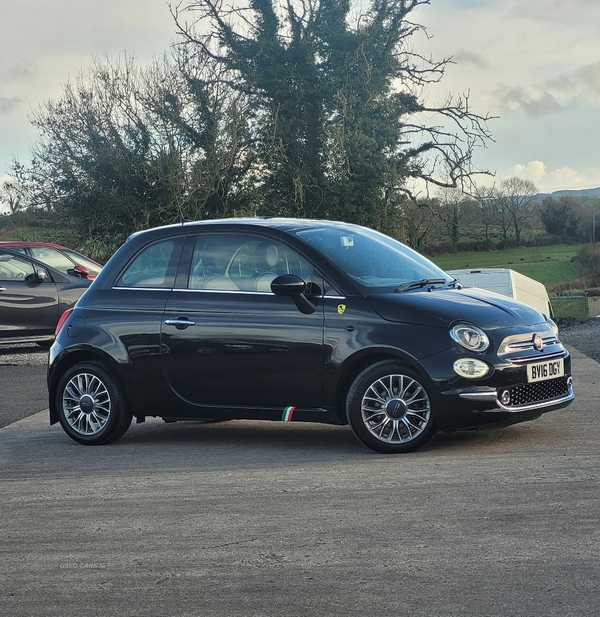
[346,361,435,454]
[55,362,132,445]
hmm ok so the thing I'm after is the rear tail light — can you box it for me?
[55,308,74,336]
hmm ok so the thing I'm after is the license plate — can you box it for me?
[527,358,564,383]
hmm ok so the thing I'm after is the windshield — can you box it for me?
[293,225,452,290]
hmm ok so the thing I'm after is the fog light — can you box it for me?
[453,358,489,379]
[567,376,573,389]
[499,389,511,405]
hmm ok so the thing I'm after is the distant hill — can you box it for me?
[537,187,600,200]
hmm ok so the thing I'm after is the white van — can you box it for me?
[447,268,553,316]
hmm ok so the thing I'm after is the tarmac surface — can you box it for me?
[1,343,599,616]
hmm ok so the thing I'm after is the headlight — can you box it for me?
[546,316,559,337]
[453,358,490,379]
[450,324,489,352]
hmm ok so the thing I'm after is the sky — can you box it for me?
[1,0,599,209]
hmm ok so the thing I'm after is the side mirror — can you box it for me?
[36,269,47,282]
[72,264,90,279]
[271,274,317,315]
[271,274,306,296]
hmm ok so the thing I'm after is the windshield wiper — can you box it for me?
[394,278,448,293]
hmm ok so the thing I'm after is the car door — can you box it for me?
[0,252,58,341]
[161,232,326,412]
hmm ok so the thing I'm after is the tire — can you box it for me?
[346,361,435,454]
[55,362,132,445]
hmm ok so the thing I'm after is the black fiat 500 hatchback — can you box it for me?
[48,218,574,453]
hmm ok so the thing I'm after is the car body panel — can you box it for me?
[161,288,326,409]
[367,288,545,329]
[0,278,59,340]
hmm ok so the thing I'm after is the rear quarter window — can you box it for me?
[116,239,181,288]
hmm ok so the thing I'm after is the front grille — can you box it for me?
[507,335,558,350]
[501,377,569,407]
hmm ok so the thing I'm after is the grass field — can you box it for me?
[430,244,585,289]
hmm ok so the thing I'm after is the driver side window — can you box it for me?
[187,234,314,293]
[0,253,36,282]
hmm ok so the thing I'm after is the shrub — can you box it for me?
[422,239,495,256]
[546,278,589,293]
[575,244,600,286]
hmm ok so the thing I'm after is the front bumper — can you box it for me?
[424,346,574,431]
[456,375,574,413]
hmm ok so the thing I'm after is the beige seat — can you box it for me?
[254,271,277,292]
[195,275,239,290]
[253,243,282,292]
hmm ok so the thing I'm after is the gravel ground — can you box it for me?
[0,343,48,366]
[558,317,600,364]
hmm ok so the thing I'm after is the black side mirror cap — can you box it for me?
[271,274,316,314]
[271,274,306,296]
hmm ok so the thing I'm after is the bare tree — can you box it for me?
[471,184,497,241]
[0,178,26,215]
[499,177,538,244]
[435,187,470,244]
[397,197,442,250]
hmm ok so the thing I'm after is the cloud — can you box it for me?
[509,160,600,191]
[496,61,600,117]
[507,0,600,26]
[498,87,563,117]
[453,49,488,69]
[0,59,37,83]
[512,161,547,182]
[570,61,600,97]
[0,97,21,115]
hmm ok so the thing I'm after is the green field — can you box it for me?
[430,244,585,289]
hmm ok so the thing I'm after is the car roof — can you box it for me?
[127,217,363,241]
[0,241,68,249]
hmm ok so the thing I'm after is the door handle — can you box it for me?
[0,287,6,292]
[164,317,196,330]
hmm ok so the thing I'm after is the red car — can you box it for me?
[0,242,102,280]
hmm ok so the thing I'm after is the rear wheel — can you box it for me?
[346,361,435,454]
[55,362,132,445]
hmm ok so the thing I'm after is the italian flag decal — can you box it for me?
[282,406,296,422]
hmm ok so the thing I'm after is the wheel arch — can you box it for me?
[333,348,427,424]
[48,348,129,425]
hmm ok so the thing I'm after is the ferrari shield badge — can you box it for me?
[337,304,346,315]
